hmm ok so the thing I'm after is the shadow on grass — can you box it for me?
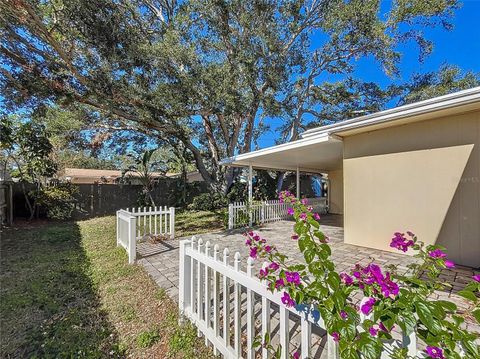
[0,222,123,358]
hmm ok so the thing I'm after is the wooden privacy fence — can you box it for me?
[178,237,418,359]
[116,206,175,263]
[228,197,328,229]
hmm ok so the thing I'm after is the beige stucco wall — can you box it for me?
[328,170,344,214]
[343,110,480,267]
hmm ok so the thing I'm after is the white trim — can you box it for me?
[301,86,480,138]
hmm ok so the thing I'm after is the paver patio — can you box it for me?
[137,215,480,335]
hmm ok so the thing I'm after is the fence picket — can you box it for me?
[279,306,289,359]
[246,257,255,359]
[197,238,205,338]
[233,252,242,357]
[205,241,212,347]
[261,296,271,358]
[222,248,231,348]
[213,244,220,356]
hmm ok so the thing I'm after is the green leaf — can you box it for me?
[472,308,480,324]
[457,290,478,303]
[434,300,457,312]
[304,249,315,264]
[415,301,440,334]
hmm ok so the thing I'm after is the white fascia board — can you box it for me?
[301,86,480,139]
[219,134,338,167]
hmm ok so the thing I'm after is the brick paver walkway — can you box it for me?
[137,215,480,334]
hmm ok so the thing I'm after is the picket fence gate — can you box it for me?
[178,237,419,359]
[116,206,175,263]
[228,197,328,229]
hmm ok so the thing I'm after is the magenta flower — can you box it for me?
[287,207,294,215]
[265,245,272,253]
[429,249,447,258]
[301,198,308,205]
[259,267,269,278]
[292,351,300,359]
[361,298,376,315]
[291,234,299,240]
[245,239,252,246]
[269,262,279,271]
[340,273,353,286]
[299,212,307,221]
[331,332,340,342]
[339,310,348,320]
[473,275,480,283]
[444,260,455,268]
[425,346,445,359]
[275,278,285,289]
[390,232,414,252]
[369,326,378,337]
[249,247,257,259]
[281,291,295,307]
[285,271,301,285]
[313,213,320,220]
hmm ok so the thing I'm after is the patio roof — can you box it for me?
[220,86,480,172]
[220,134,344,172]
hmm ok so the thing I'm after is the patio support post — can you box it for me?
[296,166,300,199]
[248,165,253,226]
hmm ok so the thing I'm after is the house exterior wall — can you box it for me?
[328,170,344,215]
[343,110,480,267]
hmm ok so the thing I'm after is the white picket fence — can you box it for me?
[228,197,328,229]
[178,237,418,359]
[116,206,175,263]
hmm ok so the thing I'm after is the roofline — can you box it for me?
[301,86,480,138]
[219,134,341,166]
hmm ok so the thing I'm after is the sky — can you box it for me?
[257,0,480,149]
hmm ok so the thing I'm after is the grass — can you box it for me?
[0,210,222,358]
[175,209,225,237]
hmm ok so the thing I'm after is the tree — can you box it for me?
[0,116,57,219]
[0,0,467,191]
[122,148,167,206]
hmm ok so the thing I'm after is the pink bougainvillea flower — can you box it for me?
[275,278,285,289]
[339,310,348,320]
[249,247,257,259]
[269,262,279,271]
[444,260,455,268]
[473,275,480,283]
[285,271,301,285]
[390,232,414,252]
[313,213,321,220]
[429,249,447,258]
[425,346,445,359]
[331,332,340,342]
[281,291,295,307]
[265,245,272,253]
[292,351,300,359]
[245,239,252,246]
[369,326,378,337]
[299,212,307,221]
[287,207,295,216]
[340,273,353,286]
[360,298,376,315]
[301,198,308,205]
[291,234,299,240]
[259,267,269,278]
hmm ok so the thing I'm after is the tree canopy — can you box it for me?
[1,0,477,190]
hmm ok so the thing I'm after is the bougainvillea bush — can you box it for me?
[245,191,480,359]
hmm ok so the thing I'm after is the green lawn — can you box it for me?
[0,210,223,358]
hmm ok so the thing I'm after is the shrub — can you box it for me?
[190,192,227,211]
[35,182,78,220]
[245,190,480,358]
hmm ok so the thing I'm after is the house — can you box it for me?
[60,168,203,184]
[221,87,480,268]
